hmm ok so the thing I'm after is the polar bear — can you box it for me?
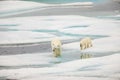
[80,37,93,59]
[80,37,92,50]
[51,38,62,57]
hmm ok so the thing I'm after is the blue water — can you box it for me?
[23,0,108,4]
[97,15,120,20]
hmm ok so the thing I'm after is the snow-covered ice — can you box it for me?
[0,15,119,44]
[0,53,119,80]
[0,1,94,17]
[63,36,120,53]
[0,1,120,80]
[0,1,48,11]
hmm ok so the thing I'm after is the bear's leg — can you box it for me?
[83,43,85,50]
[57,48,61,57]
[85,42,88,49]
[90,43,93,47]
[53,48,61,57]
[87,43,89,48]
[53,48,57,57]
[53,52,57,57]
[87,42,92,48]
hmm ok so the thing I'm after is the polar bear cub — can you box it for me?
[51,38,62,57]
[80,37,93,59]
[80,37,92,50]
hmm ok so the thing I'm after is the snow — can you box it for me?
[83,36,120,53]
[0,1,94,17]
[0,2,120,79]
[0,1,48,12]
[0,53,56,66]
[0,15,92,30]
[63,36,120,53]
[0,31,56,44]
[0,15,93,44]
[0,1,50,17]
[0,53,119,80]
[0,1,93,13]
[21,76,115,80]
[0,15,120,45]
[60,20,120,36]
[60,2,93,6]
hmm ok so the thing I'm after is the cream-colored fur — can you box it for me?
[80,37,92,50]
[51,38,62,57]
[80,37,93,59]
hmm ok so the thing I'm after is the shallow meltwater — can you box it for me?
[0,47,81,69]
[0,46,119,71]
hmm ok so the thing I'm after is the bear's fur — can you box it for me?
[80,37,92,50]
[80,37,93,59]
[51,38,62,57]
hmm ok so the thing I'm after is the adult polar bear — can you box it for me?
[80,37,92,50]
[51,38,62,57]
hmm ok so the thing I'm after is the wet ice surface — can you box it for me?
[0,15,120,80]
[0,15,119,44]
[0,53,120,80]
[0,1,120,79]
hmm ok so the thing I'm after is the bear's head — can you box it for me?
[52,43,61,50]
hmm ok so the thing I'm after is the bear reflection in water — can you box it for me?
[80,53,92,59]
